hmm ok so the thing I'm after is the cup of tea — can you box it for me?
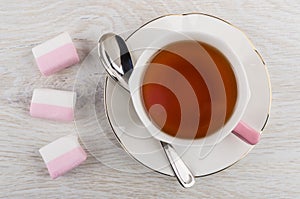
[128,29,259,146]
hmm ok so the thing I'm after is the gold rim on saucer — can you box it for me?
[104,13,271,177]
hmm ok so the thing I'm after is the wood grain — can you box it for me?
[0,0,299,198]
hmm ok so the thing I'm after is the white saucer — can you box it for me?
[104,13,271,177]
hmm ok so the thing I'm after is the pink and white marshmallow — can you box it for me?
[32,32,79,76]
[232,121,261,145]
[39,134,87,179]
[30,88,76,122]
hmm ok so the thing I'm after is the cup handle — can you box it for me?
[232,121,260,145]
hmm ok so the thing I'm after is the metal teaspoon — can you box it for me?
[98,33,195,188]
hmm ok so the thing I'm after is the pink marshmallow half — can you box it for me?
[30,88,76,122]
[232,121,261,145]
[39,134,87,179]
[32,32,79,76]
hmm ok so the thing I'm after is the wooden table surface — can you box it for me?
[1,0,299,198]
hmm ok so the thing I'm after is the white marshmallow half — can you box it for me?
[39,134,80,163]
[32,32,72,58]
[32,88,76,108]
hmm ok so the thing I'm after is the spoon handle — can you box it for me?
[161,142,195,188]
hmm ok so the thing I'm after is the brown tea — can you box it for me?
[141,40,237,139]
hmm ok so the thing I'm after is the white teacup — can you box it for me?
[129,29,259,146]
